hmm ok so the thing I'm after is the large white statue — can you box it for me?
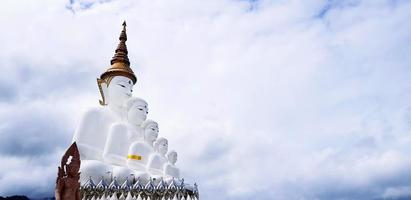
[74,76,134,161]
[127,120,159,171]
[103,97,148,166]
[73,22,137,184]
[72,22,186,185]
[106,97,148,183]
[163,150,180,180]
[125,97,149,140]
[147,137,168,177]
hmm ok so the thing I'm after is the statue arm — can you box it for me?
[73,108,101,142]
[163,164,180,178]
[72,108,102,159]
[147,154,163,175]
[146,154,156,168]
[103,123,129,164]
[163,163,171,175]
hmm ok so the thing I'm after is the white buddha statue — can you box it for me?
[107,97,148,183]
[147,137,168,177]
[125,97,148,141]
[163,150,180,180]
[73,22,137,184]
[103,97,148,166]
[74,76,134,161]
[127,120,159,171]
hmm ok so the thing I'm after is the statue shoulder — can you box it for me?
[110,122,128,130]
[80,107,106,121]
[74,107,106,136]
[148,153,161,162]
[108,122,129,136]
[128,142,154,159]
[129,140,150,149]
[163,162,172,170]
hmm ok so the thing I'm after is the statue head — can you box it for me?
[98,76,134,107]
[97,22,137,106]
[126,97,148,126]
[154,137,168,156]
[166,150,177,165]
[142,120,159,144]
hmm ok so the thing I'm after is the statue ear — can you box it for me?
[97,78,108,106]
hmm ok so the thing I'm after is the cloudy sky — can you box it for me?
[1,0,411,199]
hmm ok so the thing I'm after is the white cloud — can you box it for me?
[0,0,411,199]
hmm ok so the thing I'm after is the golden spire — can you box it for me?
[97,21,137,105]
[100,21,137,85]
[111,21,130,66]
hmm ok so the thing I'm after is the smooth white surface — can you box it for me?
[73,74,183,182]
[127,120,159,171]
[103,123,129,166]
[112,165,134,184]
[147,137,168,176]
[164,150,180,179]
[79,160,112,184]
[73,76,133,161]
[126,97,148,128]
[74,76,133,182]
[103,97,148,166]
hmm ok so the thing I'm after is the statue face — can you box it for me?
[158,140,168,155]
[168,152,177,164]
[107,76,133,106]
[127,101,148,126]
[144,124,159,143]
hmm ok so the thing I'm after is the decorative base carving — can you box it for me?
[80,177,199,200]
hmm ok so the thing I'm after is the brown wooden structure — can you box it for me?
[55,142,81,200]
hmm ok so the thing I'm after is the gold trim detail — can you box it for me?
[97,78,107,106]
[127,154,142,160]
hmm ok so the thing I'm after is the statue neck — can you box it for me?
[132,122,143,129]
[144,140,154,147]
[107,104,125,119]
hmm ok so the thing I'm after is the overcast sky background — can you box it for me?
[0,0,411,199]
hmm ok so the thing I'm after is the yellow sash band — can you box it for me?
[127,154,142,160]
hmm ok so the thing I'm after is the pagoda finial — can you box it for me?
[111,21,129,65]
[97,22,137,105]
[99,21,136,83]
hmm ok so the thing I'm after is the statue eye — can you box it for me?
[118,84,126,88]
[138,108,143,111]
[129,81,131,84]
